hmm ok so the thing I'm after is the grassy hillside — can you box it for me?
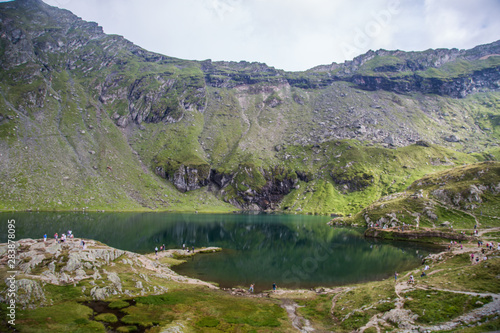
[0,0,499,214]
[341,161,500,229]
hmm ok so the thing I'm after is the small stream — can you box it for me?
[82,299,146,333]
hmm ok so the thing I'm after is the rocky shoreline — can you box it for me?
[364,227,473,243]
[0,238,219,309]
[1,236,499,332]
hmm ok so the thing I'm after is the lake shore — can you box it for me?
[1,235,499,332]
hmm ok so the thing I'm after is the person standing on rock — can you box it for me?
[272,282,277,292]
[43,234,47,242]
[249,284,254,293]
[155,246,158,257]
[395,272,398,281]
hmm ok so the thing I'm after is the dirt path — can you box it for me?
[359,278,418,332]
[359,242,500,332]
[360,276,500,332]
[405,287,500,332]
[330,287,353,318]
[477,226,500,236]
[281,299,315,333]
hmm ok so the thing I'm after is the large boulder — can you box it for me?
[172,165,210,192]
[90,286,109,300]
[105,271,122,292]
[64,253,83,272]
[16,279,46,309]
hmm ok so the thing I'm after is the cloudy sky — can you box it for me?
[40,0,500,71]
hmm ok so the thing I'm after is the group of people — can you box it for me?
[448,240,464,251]
[182,244,195,253]
[248,283,277,293]
[154,244,166,256]
[153,244,197,257]
[46,230,74,243]
[470,241,498,264]
[483,241,499,250]
[470,252,490,264]
[395,267,428,285]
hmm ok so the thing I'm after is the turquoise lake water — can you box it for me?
[0,212,439,291]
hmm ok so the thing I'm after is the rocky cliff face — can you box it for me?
[205,165,300,210]
[155,163,211,193]
[0,0,499,213]
[348,67,500,98]
[311,42,500,98]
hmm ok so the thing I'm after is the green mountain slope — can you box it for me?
[0,0,499,214]
[345,161,500,229]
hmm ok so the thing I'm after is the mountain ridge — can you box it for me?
[0,0,499,216]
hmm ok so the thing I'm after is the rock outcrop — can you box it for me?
[217,165,300,210]
[0,238,217,308]
[155,163,211,192]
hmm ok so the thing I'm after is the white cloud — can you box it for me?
[422,0,500,49]
[41,0,500,71]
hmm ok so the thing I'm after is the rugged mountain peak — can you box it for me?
[0,0,499,213]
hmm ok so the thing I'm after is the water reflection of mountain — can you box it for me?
[2,212,438,290]
[2,212,335,251]
[175,228,432,290]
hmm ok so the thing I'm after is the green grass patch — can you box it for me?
[451,315,500,332]
[43,283,88,303]
[160,256,187,266]
[222,303,284,327]
[295,294,335,330]
[196,316,220,327]
[16,302,106,333]
[94,313,118,323]
[329,280,397,331]
[482,231,500,240]
[375,300,396,313]
[121,303,174,327]
[108,300,130,310]
[424,255,500,293]
[135,290,199,305]
[403,289,492,324]
[116,326,138,333]
[118,288,289,330]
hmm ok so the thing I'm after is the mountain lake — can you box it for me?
[0,212,441,292]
